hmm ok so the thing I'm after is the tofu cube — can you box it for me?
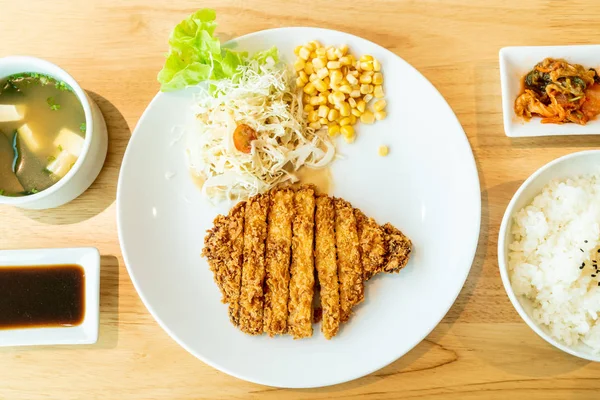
[16,124,40,152]
[0,104,24,122]
[53,128,85,157]
[46,150,77,178]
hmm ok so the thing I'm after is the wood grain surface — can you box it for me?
[1,0,600,398]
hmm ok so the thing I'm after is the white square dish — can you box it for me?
[500,45,600,137]
[0,247,100,347]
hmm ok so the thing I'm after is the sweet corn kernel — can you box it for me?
[303,94,311,104]
[313,57,326,69]
[299,47,311,60]
[303,104,313,113]
[294,45,303,56]
[373,59,381,72]
[328,93,335,104]
[346,74,358,85]
[310,96,321,106]
[326,47,337,60]
[303,82,316,94]
[304,62,314,75]
[359,74,372,84]
[360,61,374,71]
[339,44,349,56]
[316,68,329,79]
[373,85,384,98]
[364,70,374,77]
[360,84,373,94]
[310,51,317,59]
[351,70,360,78]
[298,70,309,83]
[332,91,346,104]
[364,94,374,103]
[294,59,306,71]
[340,124,354,137]
[317,95,328,105]
[314,79,328,92]
[339,102,351,117]
[309,73,318,82]
[319,117,328,124]
[323,76,330,87]
[328,124,340,137]
[350,89,361,98]
[327,61,341,69]
[378,145,389,156]
[373,99,387,112]
[355,61,362,71]
[356,100,366,113]
[296,77,305,88]
[330,70,343,84]
[318,105,330,118]
[339,56,352,66]
[351,108,362,117]
[339,117,352,126]
[305,42,316,51]
[334,48,344,59]
[360,55,373,62]
[339,84,352,94]
[327,108,339,121]
[343,135,355,143]
[308,121,321,130]
[308,110,318,122]
[350,114,357,125]
[348,97,357,108]
[374,111,387,121]
[372,72,383,85]
[360,111,375,124]
[329,82,340,91]
[316,47,327,57]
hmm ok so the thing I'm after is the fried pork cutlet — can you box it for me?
[334,198,364,323]
[202,185,413,339]
[239,194,269,335]
[288,186,316,339]
[202,202,245,326]
[263,188,294,336]
[314,195,340,339]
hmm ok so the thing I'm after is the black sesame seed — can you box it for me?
[585,240,589,243]
[597,249,600,253]
[593,275,597,278]
[598,282,600,286]
[580,265,585,269]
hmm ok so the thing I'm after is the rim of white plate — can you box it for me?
[117,26,482,388]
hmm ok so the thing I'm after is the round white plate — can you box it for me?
[117,27,481,388]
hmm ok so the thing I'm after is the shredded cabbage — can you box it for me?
[186,58,335,203]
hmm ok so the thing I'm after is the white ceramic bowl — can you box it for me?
[0,56,107,209]
[498,150,600,362]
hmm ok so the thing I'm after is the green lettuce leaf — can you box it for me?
[157,9,280,92]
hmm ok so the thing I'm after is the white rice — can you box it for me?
[509,173,600,352]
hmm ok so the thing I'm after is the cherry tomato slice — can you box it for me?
[233,124,257,153]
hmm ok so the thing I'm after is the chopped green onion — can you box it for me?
[57,144,63,152]
[42,168,53,175]
[47,97,61,111]
[47,155,56,162]
[0,189,4,196]
[30,188,38,194]
[79,122,86,133]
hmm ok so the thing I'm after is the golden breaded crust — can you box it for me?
[202,203,245,326]
[382,223,412,273]
[334,198,364,323]
[355,209,387,281]
[239,194,269,335]
[288,187,316,339]
[263,188,294,336]
[315,195,340,339]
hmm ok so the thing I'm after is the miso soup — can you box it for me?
[0,73,85,197]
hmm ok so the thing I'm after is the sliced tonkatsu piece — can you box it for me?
[381,223,412,274]
[263,188,294,336]
[355,209,387,281]
[239,193,269,335]
[288,186,316,339]
[334,198,364,323]
[314,195,340,339]
[202,202,245,326]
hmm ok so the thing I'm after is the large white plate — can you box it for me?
[117,28,481,388]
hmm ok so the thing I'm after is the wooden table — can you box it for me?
[1,0,600,398]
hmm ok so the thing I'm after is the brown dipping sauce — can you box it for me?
[0,264,85,329]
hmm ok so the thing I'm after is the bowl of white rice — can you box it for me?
[499,150,600,362]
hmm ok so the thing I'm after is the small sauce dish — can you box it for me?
[0,56,108,209]
[0,247,100,347]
